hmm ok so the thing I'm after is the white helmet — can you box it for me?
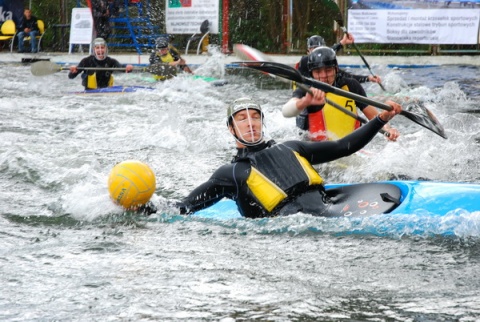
[92,37,108,61]
[226,97,264,146]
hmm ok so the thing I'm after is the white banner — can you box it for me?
[348,9,480,44]
[165,0,219,34]
[69,7,93,53]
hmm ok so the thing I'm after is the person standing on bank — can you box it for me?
[68,38,133,90]
[16,9,40,53]
[177,97,402,218]
[91,0,111,40]
[283,47,399,141]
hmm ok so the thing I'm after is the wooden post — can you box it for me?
[222,0,229,54]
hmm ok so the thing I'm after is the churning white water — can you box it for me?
[1,55,480,320]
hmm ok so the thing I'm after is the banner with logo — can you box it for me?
[165,0,219,34]
[0,0,24,25]
[347,1,480,44]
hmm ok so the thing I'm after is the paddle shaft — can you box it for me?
[235,61,447,139]
[329,1,387,91]
[298,81,390,136]
[30,61,177,77]
[324,97,389,137]
[63,67,131,72]
[340,27,387,91]
[233,44,389,137]
[302,75,393,111]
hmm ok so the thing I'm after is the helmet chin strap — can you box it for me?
[231,116,264,147]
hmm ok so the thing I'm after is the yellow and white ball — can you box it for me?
[108,160,156,209]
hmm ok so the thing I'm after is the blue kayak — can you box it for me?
[72,85,155,95]
[193,181,480,229]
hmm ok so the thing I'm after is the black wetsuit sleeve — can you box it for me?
[109,57,123,69]
[68,57,89,79]
[339,69,369,83]
[285,116,387,164]
[149,52,157,65]
[179,164,239,214]
[351,74,369,84]
[292,86,307,99]
[331,43,343,53]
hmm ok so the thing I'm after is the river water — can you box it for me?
[1,55,480,321]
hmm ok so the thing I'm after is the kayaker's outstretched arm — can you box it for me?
[179,165,239,214]
[284,100,402,164]
[182,98,401,218]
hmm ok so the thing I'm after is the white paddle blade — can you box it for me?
[233,44,274,62]
[31,61,62,76]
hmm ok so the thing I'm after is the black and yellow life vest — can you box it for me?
[308,84,361,141]
[245,144,323,212]
[87,72,114,89]
[152,52,176,81]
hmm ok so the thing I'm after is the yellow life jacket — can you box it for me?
[87,72,114,89]
[152,52,175,81]
[308,84,361,141]
[246,148,323,212]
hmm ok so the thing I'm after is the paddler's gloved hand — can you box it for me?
[379,100,402,122]
[136,201,157,215]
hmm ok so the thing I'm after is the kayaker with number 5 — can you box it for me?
[178,97,402,218]
[68,38,133,90]
[283,47,400,141]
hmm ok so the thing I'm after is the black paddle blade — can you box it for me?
[302,76,447,139]
[147,63,177,78]
[237,61,447,139]
[403,103,447,139]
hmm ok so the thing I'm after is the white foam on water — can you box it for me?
[1,59,479,222]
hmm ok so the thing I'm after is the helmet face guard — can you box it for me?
[307,35,326,50]
[92,37,108,61]
[227,98,264,146]
[307,47,338,72]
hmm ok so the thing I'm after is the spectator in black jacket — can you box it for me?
[17,9,39,53]
[91,0,111,39]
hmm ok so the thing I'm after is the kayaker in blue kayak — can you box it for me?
[68,38,133,90]
[283,47,400,142]
[178,97,402,218]
[149,37,193,75]
[296,34,382,85]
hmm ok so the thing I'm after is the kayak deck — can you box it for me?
[71,85,155,95]
[194,180,480,219]
[70,75,228,94]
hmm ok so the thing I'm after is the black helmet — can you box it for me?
[307,35,326,50]
[307,47,338,71]
[155,37,169,50]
